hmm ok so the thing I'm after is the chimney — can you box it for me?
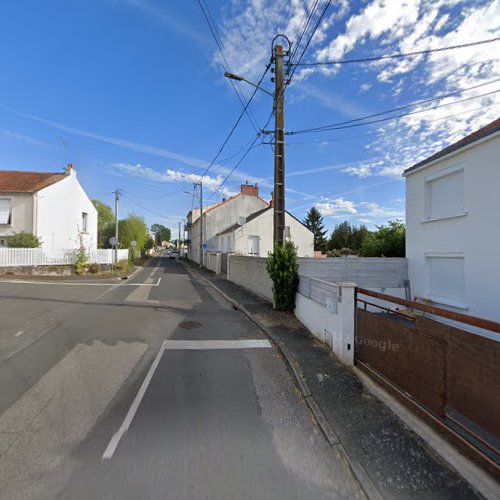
[269,191,274,208]
[64,163,76,177]
[240,182,259,197]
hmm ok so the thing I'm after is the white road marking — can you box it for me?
[102,337,270,461]
[0,278,162,287]
[102,340,167,461]
[14,330,24,337]
[164,339,271,350]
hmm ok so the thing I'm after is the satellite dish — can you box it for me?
[109,236,119,247]
[130,240,137,247]
[238,216,246,225]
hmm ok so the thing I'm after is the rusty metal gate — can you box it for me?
[355,288,500,478]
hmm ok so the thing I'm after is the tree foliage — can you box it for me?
[360,220,406,257]
[150,223,171,245]
[328,221,369,254]
[92,199,115,248]
[7,232,41,248]
[303,207,327,251]
[266,241,299,311]
[118,215,149,251]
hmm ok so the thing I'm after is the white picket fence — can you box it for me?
[0,248,129,267]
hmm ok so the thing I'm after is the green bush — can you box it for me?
[266,241,299,311]
[7,232,41,248]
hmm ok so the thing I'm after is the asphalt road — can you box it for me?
[0,256,365,500]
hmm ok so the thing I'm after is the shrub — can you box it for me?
[339,247,357,255]
[87,262,100,274]
[266,241,299,311]
[7,232,41,248]
[116,259,129,272]
[326,249,341,257]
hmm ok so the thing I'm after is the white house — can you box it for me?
[0,164,98,250]
[403,117,500,323]
[217,206,314,257]
[187,182,268,264]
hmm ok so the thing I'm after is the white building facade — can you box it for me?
[404,118,500,322]
[187,183,268,264]
[217,207,314,257]
[0,164,98,250]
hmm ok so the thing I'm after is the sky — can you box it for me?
[1,0,499,235]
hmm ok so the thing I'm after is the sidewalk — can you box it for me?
[188,263,483,500]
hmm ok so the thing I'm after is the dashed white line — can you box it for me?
[164,339,271,350]
[14,330,24,337]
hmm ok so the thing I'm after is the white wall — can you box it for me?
[189,194,267,264]
[36,171,98,250]
[231,210,314,258]
[0,194,33,243]
[405,132,500,322]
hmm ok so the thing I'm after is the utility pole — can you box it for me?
[273,44,286,246]
[114,189,120,264]
[178,221,181,251]
[199,181,203,268]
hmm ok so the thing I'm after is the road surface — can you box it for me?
[0,256,365,499]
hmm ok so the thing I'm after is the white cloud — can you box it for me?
[316,198,357,216]
[2,130,55,149]
[113,163,238,198]
[358,202,405,219]
[359,83,372,93]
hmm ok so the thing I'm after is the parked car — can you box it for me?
[170,249,180,259]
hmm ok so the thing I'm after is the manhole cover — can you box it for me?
[178,321,202,330]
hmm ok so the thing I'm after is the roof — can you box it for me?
[216,207,313,236]
[403,117,500,175]
[0,170,66,193]
[216,207,272,236]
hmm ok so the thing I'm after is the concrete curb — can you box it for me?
[185,265,383,500]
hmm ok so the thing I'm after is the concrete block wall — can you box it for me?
[227,255,273,301]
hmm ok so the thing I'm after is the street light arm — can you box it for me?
[224,72,274,98]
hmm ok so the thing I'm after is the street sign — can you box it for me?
[202,243,207,250]
[109,236,119,247]
[130,240,137,247]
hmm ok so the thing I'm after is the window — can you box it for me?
[82,212,88,233]
[0,239,5,247]
[425,168,465,221]
[248,235,260,256]
[427,255,465,308]
[0,198,12,225]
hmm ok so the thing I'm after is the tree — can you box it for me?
[92,199,115,248]
[150,223,171,246]
[118,215,149,251]
[7,232,41,248]
[328,221,353,250]
[360,220,406,257]
[303,207,327,251]
[351,225,370,252]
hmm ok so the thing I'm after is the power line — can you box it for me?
[196,0,260,132]
[288,77,500,134]
[290,0,320,65]
[122,193,183,221]
[287,0,332,84]
[295,36,500,66]
[196,62,271,183]
[291,88,500,134]
[208,134,262,200]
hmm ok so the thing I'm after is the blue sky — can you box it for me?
[1,0,499,235]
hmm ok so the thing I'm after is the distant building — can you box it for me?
[186,181,314,263]
[186,182,268,264]
[403,117,500,322]
[0,164,97,249]
[216,206,313,257]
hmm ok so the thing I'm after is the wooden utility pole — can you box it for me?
[178,221,181,252]
[199,181,203,267]
[273,44,285,246]
[114,190,120,264]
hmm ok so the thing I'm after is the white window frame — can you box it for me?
[423,165,467,223]
[81,212,88,233]
[425,252,467,309]
[0,198,12,226]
